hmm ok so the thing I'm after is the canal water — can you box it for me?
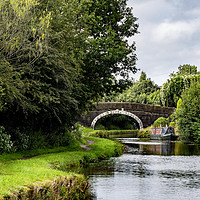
[87,139,200,200]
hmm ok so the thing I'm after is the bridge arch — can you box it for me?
[91,109,143,130]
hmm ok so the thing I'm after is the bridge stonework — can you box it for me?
[78,102,175,129]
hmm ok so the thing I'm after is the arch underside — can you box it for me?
[91,110,143,130]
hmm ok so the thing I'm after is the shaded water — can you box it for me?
[88,139,200,200]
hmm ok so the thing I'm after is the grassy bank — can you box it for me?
[84,129,150,139]
[86,130,138,138]
[0,136,123,199]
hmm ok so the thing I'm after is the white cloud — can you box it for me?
[127,0,200,85]
[152,20,199,43]
[130,0,175,24]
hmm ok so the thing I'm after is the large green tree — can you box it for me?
[0,0,139,149]
[175,81,200,143]
[0,0,87,147]
[160,65,199,107]
[76,0,139,109]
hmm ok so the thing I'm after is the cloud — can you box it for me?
[127,0,200,85]
[152,20,199,43]
[129,0,174,22]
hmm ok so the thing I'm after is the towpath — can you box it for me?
[80,140,94,151]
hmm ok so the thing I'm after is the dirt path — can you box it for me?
[80,140,94,151]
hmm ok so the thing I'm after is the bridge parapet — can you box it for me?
[78,102,175,129]
[95,102,174,114]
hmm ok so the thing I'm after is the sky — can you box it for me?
[127,0,200,86]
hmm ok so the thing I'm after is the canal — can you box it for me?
[87,139,200,200]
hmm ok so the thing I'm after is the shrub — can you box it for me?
[153,117,169,128]
[0,126,14,153]
[71,123,82,142]
[169,121,175,128]
[137,127,151,138]
[95,124,106,130]
[175,81,200,143]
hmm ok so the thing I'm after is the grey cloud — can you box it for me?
[127,0,200,85]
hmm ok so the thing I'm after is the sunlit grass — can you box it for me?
[0,136,122,196]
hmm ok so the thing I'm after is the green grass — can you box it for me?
[80,126,94,134]
[85,129,138,138]
[0,136,122,197]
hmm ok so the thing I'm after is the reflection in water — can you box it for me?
[119,138,200,156]
[88,139,200,200]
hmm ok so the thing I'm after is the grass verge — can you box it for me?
[0,136,123,199]
[85,130,139,138]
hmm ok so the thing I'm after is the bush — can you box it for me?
[95,124,106,130]
[153,117,169,128]
[169,121,175,128]
[10,126,76,151]
[0,126,14,153]
[175,81,200,143]
[137,127,151,138]
[71,123,82,142]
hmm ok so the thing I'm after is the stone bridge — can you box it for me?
[78,102,175,130]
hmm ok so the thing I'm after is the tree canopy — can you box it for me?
[170,64,198,78]
[160,65,200,107]
[0,0,139,150]
[175,81,200,143]
[102,71,159,104]
[76,0,139,109]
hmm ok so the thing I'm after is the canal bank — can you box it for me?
[0,136,123,199]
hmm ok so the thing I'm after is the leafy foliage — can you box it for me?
[170,64,198,77]
[0,126,14,153]
[160,74,200,107]
[102,71,159,104]
[77,0,139,107]
[0,0,87,149]
[175,81,200,143]
[0,0,139,150]
[153,117,169,128]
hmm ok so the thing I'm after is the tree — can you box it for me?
[139,71,147,82]
[76,0,139,109]
[153,117,169,128]
[0,0,87,148]
[0,0,139,149]
[108,72,159,104]
[175,81,200,143]
[170,64,198,77]
[160,73,200,107]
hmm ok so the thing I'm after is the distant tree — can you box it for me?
[153,117,169,128]
[105,71,159,104]
[170,64,198,78]
[160,74,200,107]
[147,90,162,105]
[139,71,147,82]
